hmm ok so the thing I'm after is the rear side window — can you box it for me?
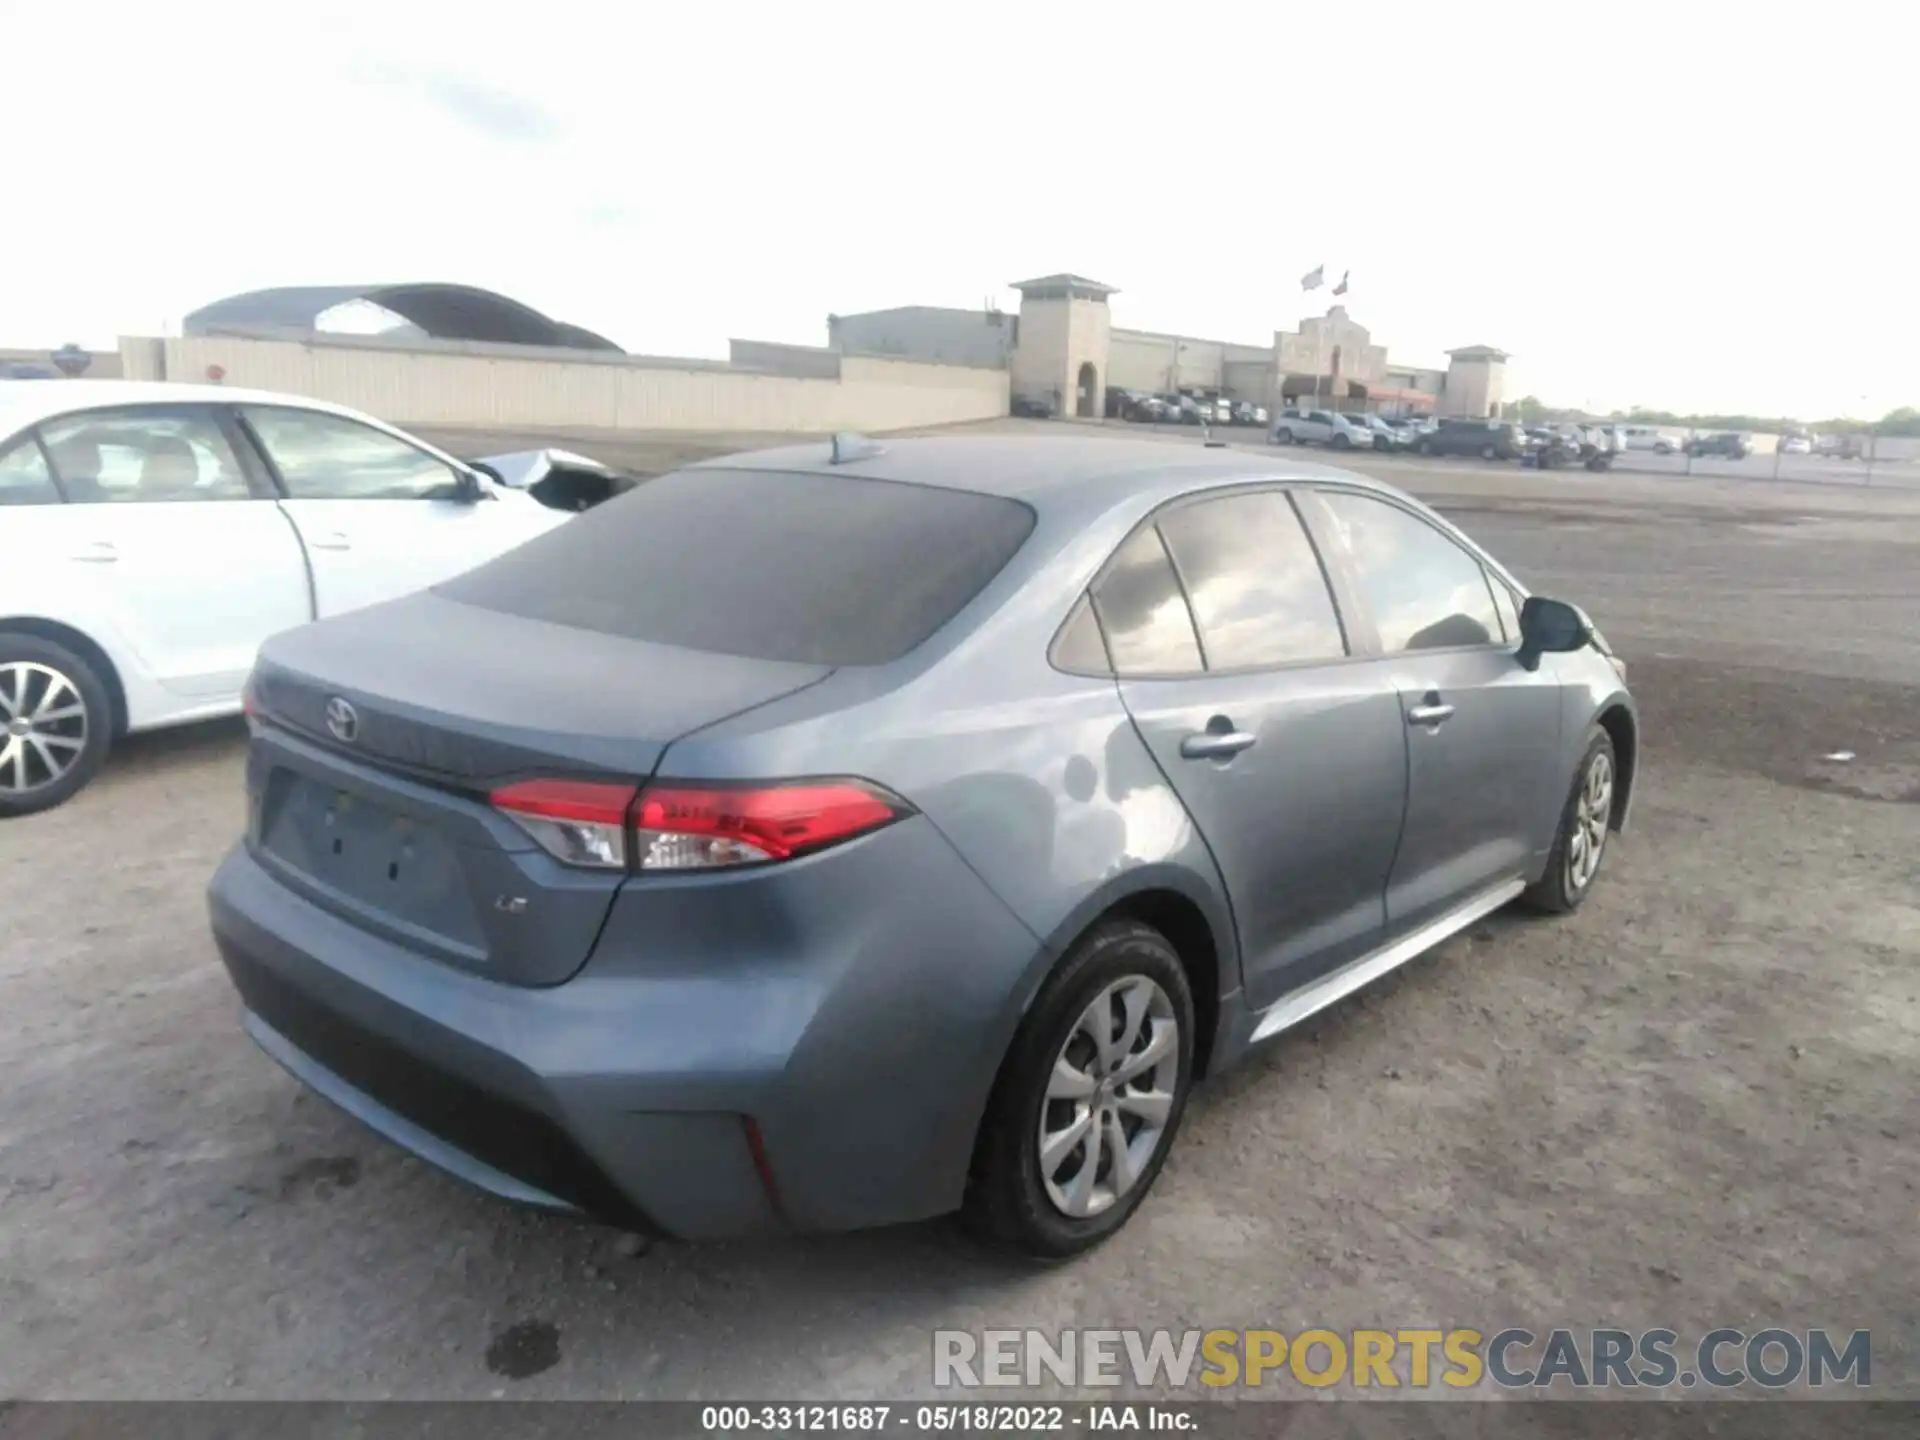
[0,434,60,506]
[1088,527,1203,676]
[1052,595,1110,673]
[438,467,1035,666]
[38,407,252,503]
[1314,490,1502,652]
[1156,492,1346,668]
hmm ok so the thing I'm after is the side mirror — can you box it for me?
[1517,595,1593,672]
[453,467,494,503]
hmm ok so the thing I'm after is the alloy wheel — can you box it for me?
[0,662,89,797]
[1037,976,1181,1219]
[1565,750,1613,892]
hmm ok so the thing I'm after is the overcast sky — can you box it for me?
[8,1,1911,419]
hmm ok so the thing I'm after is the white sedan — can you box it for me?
[0,381,568,815]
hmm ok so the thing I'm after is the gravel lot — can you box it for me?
[2,429,1916,1400]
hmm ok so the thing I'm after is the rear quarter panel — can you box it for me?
[655,499,1243,1012]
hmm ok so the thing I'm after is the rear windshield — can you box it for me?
[436,467,1036,666]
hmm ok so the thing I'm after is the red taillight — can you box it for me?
[241,674,260,719]
[491,778,638,870]
[489,777,907,872]
[631,781,906,871]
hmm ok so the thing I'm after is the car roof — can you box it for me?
[0,380,383,436]
[690,433,1411,522]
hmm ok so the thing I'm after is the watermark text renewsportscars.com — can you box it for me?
[933,1327,1872,1392]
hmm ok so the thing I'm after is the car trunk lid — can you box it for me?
[245,591,831,985]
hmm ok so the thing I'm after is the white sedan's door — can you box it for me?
[240,405,562,618]
[29,405,312,699]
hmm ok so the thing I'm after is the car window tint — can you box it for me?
[1157,492,1345,668]
[439,467,1035,666]
[1052,594,1111,673]
[0,434,60,506]
[1089,526,1203,676]
[243,407,460,500]
[39,408,250,503]
[1315,491,1502,652]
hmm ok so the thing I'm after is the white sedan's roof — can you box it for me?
[0,380,376,438]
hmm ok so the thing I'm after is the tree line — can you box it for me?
[1506,400,1920,437]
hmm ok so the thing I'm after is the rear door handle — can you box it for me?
[1180,729,1257,760]
[306,532,352,551]
[1407,701,1455,727]
[69,541,118,563]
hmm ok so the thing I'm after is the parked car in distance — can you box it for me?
[1232,401,1269,428]
[471,448,642,513]
[207,434,1636,1257]
[1182,393,1232,426]
[1107,388,1168,423]
[1615,425,1670,452]
[1683,432,1751,459]
[1416,418,1528,460]
[1815,434,1867,459]
[1778,434,1813,456]
[1270,407,1374,450]
[1012,394,1056,419]
[1344,413,1412,451]
[0,381,567,815]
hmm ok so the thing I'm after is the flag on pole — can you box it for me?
[1300,264,1324,292]
[1332,270,1350,296]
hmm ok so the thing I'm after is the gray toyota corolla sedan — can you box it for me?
[208,434,1636,1257]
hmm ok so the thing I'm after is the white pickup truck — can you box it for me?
[0,381,568,814]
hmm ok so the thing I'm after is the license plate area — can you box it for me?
[260,771,486,951]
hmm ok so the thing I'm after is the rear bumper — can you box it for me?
[207,819,1046,1239]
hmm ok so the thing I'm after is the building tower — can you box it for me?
[1008,274,1117,419]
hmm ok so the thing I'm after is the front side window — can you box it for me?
[1089,527,1203,676]
[38,408,251,503]
[1314,490,1502,653]
[243,407,461,500]
[1156,492,1346,669]
[0,434,60,506]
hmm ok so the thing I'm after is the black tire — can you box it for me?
[0,632,114,818]
[1520,725,1616,915]
[1332,433,1352,450]
[1274,428,1294,445]
[1418,439,1435,456]
[963,920,1196,1259]
[1480,443,1497,460]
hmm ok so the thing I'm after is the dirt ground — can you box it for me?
[1,431,1915,1400]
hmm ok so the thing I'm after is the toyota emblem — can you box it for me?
[324,697,359,744]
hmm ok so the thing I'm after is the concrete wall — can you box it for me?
[826,307,1015,369]
[1222,359,1274,409]
[1108,330,1222,394]
[1009,301,1070,409]
[727,338,840,378]
[123,332,1009,434]
[1066,299,1111,418]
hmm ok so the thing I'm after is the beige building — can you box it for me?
[829,277,1510,420]
[1006,275,1116,418]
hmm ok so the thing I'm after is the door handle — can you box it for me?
[307,532,352,551]
[1407,701,1455,727]
[1180,729,1257,760]
[69,541,118,563]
